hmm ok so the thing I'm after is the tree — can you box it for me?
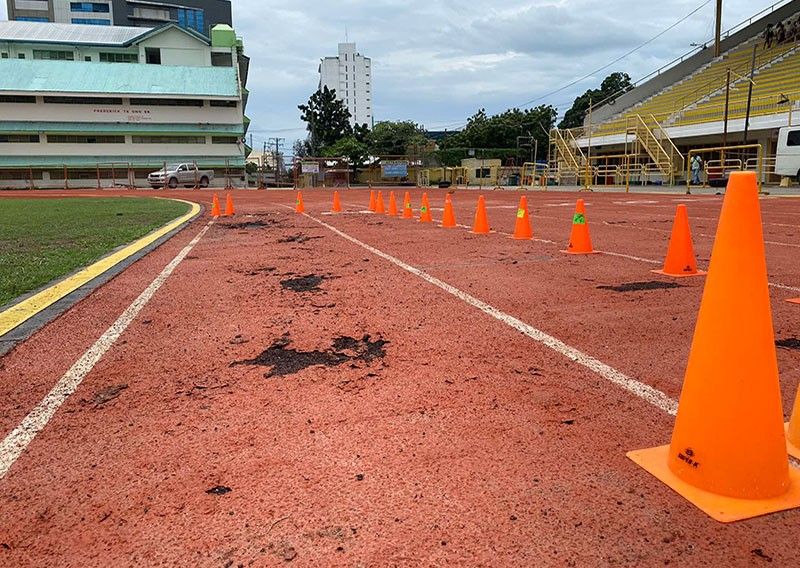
[559,72,633,129]
[298,86,353,155]
[438,105,558,162]
[322,136,369,178]
[367,121,428,156]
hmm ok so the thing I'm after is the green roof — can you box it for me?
[0,59,239,98]
[0,122,244,135]
[0,155,245,168]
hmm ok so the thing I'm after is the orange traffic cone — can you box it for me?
[295,191,305,214]
[332,191,342,213]
[563,199,595,254]
[375,191,386,214]
[387,191,398,216]
[788,387,800,459]
[652,204,705,278]
[223,193,235,217]
[441,194,457,228]
[419,193,433,223]
[472,195,490,235]
[210,193,221,218]
[402,192,414,219]
[512,196,533,240]
[627,171,800,523]
[368,190,377,212]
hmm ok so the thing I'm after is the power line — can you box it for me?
[516,0,715,109]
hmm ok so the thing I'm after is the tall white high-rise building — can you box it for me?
[319,42,372,127]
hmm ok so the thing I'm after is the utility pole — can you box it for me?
[267,137,285,186]
[714,0,723,57]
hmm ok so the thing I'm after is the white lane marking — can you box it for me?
[0,221,213,480]
[771,282,800,293]
[299,210,679,417]
[598,250,661,265]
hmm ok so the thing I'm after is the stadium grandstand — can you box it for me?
[550,0,800,189]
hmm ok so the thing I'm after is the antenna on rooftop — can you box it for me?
[345,26,349,43]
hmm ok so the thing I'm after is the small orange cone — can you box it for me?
[563,199,595,254]
[653,204,705,278]
[627,172,800,523]
[210,193,221,218]
[471,196,490,235]
[295,191,305,214]
[419,193,433,223]
[223,193,235,217]
[332,191,342,213]
[375,191,386,214]
[788,386,800,459]
[368,190,377,212]
[441,195,457,228]
[512,196,533,240]
[788,298,800,305]
[387,191,398,216]
[402,192,414,219]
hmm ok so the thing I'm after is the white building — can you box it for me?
[0,20,250,188]
[319,42,372,128]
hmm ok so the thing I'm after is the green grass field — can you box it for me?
[0,197,191,308]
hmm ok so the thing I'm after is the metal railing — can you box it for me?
[686,143,763,193]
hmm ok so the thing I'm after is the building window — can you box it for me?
[15,17,49,22]
[71,18,111,25]
[212,136,239,144]
[788,130,800,147]
[43,96,123,105]
[47,134,125,144]
[1,53,7,59]
[0,95,36,103]
[18,54,25,59]
[475,168,492,179]
[84,56,92,61]
[130,98,204,107]
[132,136,206,144]
[176,7,205,32]
[210,100,238,108]
[33,50,75,61]
[70,3,110,13]
[0,134,40,143]
[99,52,138,63]
[145,48,161,65]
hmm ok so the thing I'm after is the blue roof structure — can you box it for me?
[0,60,239,98]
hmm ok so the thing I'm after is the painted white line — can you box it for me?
[300,210,679,417]
[770,282,800,293]
[0,221,213,480]
[598,250,661,265]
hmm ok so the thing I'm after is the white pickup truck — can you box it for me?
[148,163,214,189]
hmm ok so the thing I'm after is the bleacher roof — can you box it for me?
[0,59,239,98]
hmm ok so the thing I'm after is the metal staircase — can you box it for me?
[549,128,585,182]
[626,115,684,184]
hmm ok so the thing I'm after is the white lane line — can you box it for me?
[300,210,679,417]
[598,250,661,265]
[0,221,213,480]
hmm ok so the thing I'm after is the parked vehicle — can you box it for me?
[775,126,800,181]
[148,163,213,189]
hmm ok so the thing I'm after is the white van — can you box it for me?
[775,126,800,181]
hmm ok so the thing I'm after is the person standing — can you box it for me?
[691,155,703,186]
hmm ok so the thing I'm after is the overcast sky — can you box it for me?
[0,0,784,150]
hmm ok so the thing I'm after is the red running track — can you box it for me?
[0,188,799,566]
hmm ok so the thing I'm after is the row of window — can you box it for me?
[0,134,239,144]
[70,2,110,13]
[0,95,238,108]
[71,19,111,25]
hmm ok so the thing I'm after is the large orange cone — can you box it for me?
[472,195,490,235]
[332,191,342,213]
[441,195,457,228]
[402,192,413,219]
[562,199,595,254]
[223,193,235,217]
[387,191,398,216]
[375,191,386,214]
[368,190,377,212]
[419,193,433,223]
[210,193,221,218]
[295,191,305,214]
[628,172,800,523]
[512,196,533,240]
[652,204,706,278]
[788,387,800,459]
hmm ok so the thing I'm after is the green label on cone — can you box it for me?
[573,213,586,225]
[421,206,428,213]
[517,209,525,219]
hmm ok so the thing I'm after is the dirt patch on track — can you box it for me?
[597,281,683,293]
[279,233,323,244]
[231,334,388,378]
[776,338,800,351]
[280,274,330,293]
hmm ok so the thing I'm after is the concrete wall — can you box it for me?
[138,26,211,66]
[591,0,800,124]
